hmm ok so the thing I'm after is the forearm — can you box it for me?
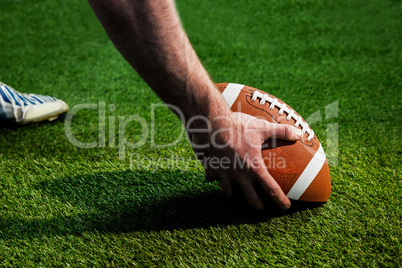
[89,0,298,211]
[88,0,230,122]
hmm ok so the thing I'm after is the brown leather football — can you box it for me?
[215,83,331,202]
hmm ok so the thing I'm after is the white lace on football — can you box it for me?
[251,91,315,141]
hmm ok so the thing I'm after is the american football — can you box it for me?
[216,83,331,202]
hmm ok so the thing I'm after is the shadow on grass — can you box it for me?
[0,114,66,129]
[1,170,324,239]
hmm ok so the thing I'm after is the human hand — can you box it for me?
[189,112,302,210]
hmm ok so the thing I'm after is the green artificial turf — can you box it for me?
[0,0,401,266]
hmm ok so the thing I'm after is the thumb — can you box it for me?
[261,121,302,141]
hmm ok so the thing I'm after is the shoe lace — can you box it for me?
[1,84,34,122]
[251,91,315,141]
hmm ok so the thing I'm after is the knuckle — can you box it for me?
[269,186,282,197]
[266,122,275,136]
[282,124,291,137]
[284,124,291,132]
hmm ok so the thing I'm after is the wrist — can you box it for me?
[185,87,232,149]
[184,78,231,119]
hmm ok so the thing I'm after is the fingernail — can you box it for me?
[295,129,302,140]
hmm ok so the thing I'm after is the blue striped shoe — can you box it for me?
[0,81,69,125]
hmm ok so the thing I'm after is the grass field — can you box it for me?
[0,0,401,266]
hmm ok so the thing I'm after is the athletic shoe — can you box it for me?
[0,81,69,125]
